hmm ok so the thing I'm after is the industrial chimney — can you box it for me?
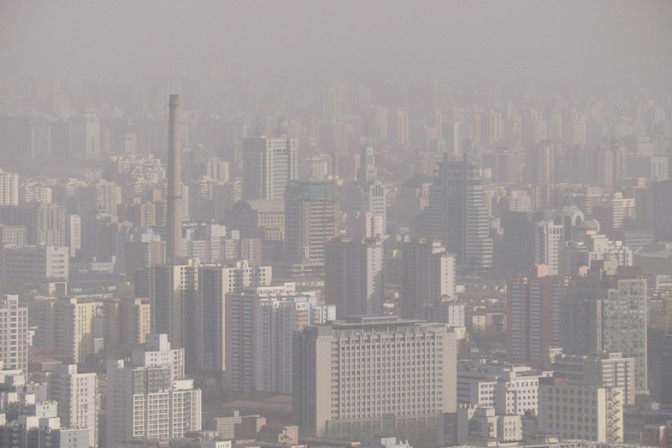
[167,94,182,262]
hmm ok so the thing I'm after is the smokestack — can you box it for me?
[167,94,182,262]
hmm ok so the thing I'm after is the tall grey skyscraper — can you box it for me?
[400,239,456,321]
[561,267,648,393]
[284,178,340,277]
[167,94,183,262]
[196,262,271,381]
[422,155,492,272]
[507,264,568,366]
[324,236,384,317]
[342,146,387,234]
[243,136,298,200]
[150,263,198,358]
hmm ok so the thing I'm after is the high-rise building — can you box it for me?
[293,316,457,439]
[561,268,648,393]
[254,294,327,394]
[47,364,99,447]
[553,195,585,242]
[652,179,672,243]
[0,170,19,206]
[103,297,153,353]
[324,237,384,318]
[31,297,101,364]
[560,229,634,275]
[538,377,623,443]
[225,284,329,394]
[119,297,152,345]
[591,192,636,239]
[0,245,69,283]
[392,109,409,147]
[400,239,455,321]
[284,178,340,277]
[0,204,66,247]
[342,147,387,234]
[73,112,101,158]
[422,156,493,271]
[106,334,201,447]
[547,349,636,405]
[534,220,564,275]
[0,295,28,372]
[499,211,535,276]
[196,262,271,378]
[243,136,298,200]
[507,265,568,366]
[150,262,199,358]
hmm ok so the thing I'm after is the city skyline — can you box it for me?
[1,2,672,448]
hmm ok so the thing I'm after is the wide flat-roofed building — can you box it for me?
[293,316,457,440]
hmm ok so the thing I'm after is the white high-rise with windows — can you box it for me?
[0,170,19,206]
[243,136,298,200]
[535,219,563,275]
[47,364,99,447]
[284,178,340,276]
[0,295,28,372]
[106,334,201,447]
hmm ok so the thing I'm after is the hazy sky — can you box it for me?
[2,0,671,90]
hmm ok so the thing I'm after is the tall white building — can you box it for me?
[324,237,384,317]
[0,170,19,206]
[284,178,340,276]
[243,136,298,200]
[535,219,564,275]
[0,295,28,372]
[347,147,387,232]
[400,239,456,321]
[47,364,99,447]
[105,334,201,447]
[293,316,457,439]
